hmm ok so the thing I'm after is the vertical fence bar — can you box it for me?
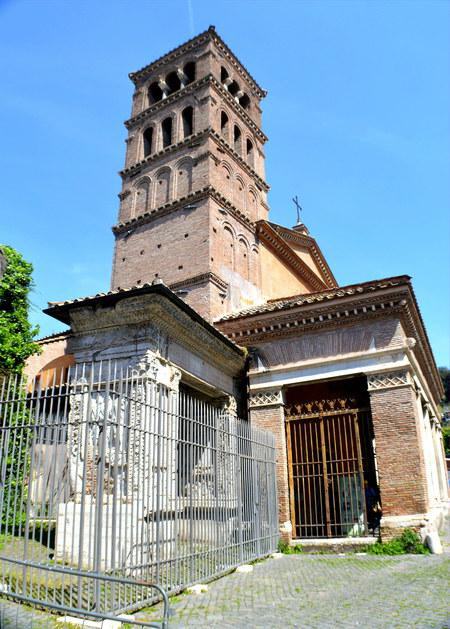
[0,363,279,621]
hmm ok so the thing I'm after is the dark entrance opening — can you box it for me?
[285,377,378,539]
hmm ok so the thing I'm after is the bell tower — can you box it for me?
[111,26,270,321]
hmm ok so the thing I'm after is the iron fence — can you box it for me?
[0,362,278,624]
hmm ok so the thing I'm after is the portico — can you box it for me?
[217,275,448,542]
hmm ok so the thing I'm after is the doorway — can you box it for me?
[285,379,377,539]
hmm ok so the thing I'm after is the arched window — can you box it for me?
[184,62,196,84]
[177,159,193,198]
[248,189,258,217]
[220,111,229,138]
[221,66,229,83]
[246,138,254,167]
[161,117,173,148]
[239,93,250,109]
[155,169,171,207]
[251,247,259,284]
[166,71,181,94]
[134,178,151,216]
[148,82,163,104]
[220,163,232,191]
[238,238,250,281]
[233,125,242,155]
[143,127,153,157]
[182,106,193,138]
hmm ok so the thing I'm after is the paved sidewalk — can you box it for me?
[136,524,450,628]
[1,524,449,628]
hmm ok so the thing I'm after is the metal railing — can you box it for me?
[0,363,278,623]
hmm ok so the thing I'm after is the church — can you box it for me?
[27,26,448,545]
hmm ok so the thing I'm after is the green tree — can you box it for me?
[0,245,40,375]
[0,245,40,532]
[438,366,450,403]
[443,425,450,457]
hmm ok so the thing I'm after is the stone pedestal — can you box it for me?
[55,498,176,571]
[56,349,181,572]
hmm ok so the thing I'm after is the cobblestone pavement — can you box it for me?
[136,522,450,629]
[1,524,449,628]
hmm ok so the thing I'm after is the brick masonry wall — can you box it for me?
[24,335,72,381]
[124,84,212,173]
[112,35,269,322]
[369,385,429,517]
[112,198,211,291]
[249,404,291,540]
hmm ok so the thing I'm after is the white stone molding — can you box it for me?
[220,395,238,417]
[367,370,411,391]
[132,349,160,381]
[249,388,284,408]
[169,367,182,392]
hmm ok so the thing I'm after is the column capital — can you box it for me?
[367,369,412,392]
[220,394,238,417]
[249,387,284,409]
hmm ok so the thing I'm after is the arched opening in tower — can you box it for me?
[184,62,196,84]
[143,127,154,157]
[162,117,173,148]
[233,125,242,155]
[166,71,181,94]
[182,106,194,138]
[246,138,254,167]
[148,82,163,104]
[221,111,229,139]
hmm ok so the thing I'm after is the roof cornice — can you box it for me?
[44,282,245,365]
[268,222,337,288]
[218,276,411,322]
[112,184,256,236]
[256,221,328,293]
[129,26,266,97]
[214,276,444,403]
[170,271,228,293]
[210,131,269,191]
[120,127,210,179]
[120,127,269,192]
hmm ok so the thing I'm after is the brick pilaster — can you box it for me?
[249,389,291,541]
[368,371,429,521]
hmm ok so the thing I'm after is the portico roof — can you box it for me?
[45,280,244,357]
[215,275,444,403]
[217,275,411,321]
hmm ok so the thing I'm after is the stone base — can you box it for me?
[177,516,237,544]
[292,537,377,554]
[380,500,450,545]
[56,500,175,571]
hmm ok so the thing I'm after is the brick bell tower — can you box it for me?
[111,26,269,321]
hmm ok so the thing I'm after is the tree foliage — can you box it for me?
[0,246,40,531]
[0,245,40,375]
[438,367,450,403]
[442,425,450,457]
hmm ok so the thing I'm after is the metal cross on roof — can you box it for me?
[292,196,303,224]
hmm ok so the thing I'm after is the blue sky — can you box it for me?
[0,0,449,366]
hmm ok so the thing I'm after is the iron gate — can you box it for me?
[286,398,376,539]
[0,362,278,624]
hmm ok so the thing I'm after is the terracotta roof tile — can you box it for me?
[216,275,412,322]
